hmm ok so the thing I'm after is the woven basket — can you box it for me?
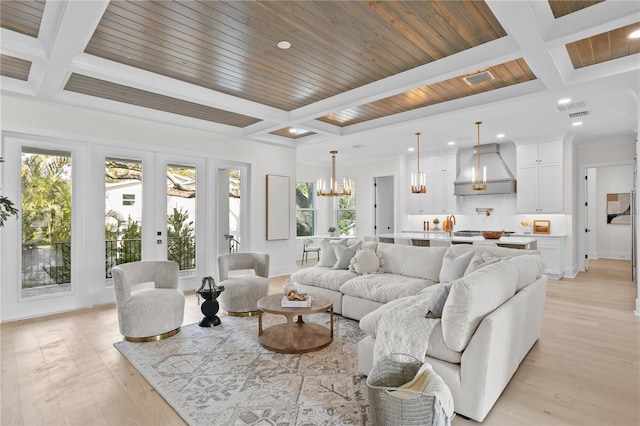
[366,354,438,426]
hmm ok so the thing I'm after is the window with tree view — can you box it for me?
[296,181,315,237]
[337,182,356,236]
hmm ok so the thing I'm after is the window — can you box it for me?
[337,182,356,236]
[296,181,315,237]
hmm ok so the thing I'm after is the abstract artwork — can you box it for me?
[606,192,631,224]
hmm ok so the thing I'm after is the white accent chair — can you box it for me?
[301,238,320,264]
[112,260,185,341]
[217,252,270,316]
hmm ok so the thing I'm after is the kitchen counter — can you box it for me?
[374,232,537,250]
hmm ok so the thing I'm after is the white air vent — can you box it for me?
[569,110,590,117]
[555,100,588,112]
[463,71,495,85]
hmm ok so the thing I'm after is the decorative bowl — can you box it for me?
[481,231,504,240]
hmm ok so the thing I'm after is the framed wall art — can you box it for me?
[266,174,290,240]
[533,220,550,235]
[606,192,631,224]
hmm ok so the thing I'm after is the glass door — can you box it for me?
[2,136,89,321]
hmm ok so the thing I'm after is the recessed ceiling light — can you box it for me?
[572,121,583,126]
[447,141,456,146]
[408,147,415,152]
[496,133,505,138]
[277,41,291,49]
[558,98,571,104]
[629,29,640,39]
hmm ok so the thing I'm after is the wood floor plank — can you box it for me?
[0,260,638,425]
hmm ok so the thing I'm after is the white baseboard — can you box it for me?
[270,264,297,277]
[592,252,631,260]
[563,264,579,278]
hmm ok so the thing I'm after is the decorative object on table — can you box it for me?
[533,220,550,234]
[606,192,631,224]
[328,226,338,237]
[316,150,352,197]
[196,276,225,327]
[520,221,532,234]
[266,174,290,240]
[281,293,311,307]
[411,132,427,193]
[481,230,504,240]
[432,217,440,230]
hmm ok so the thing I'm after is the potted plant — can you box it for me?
[328,226,338,237]
[196,276,225,327]
[432,218,440,230]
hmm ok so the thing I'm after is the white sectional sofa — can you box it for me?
[290,241,547,422]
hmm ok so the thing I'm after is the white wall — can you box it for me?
[1,96,298,283]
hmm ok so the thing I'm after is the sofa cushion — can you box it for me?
[376,243,447,282]
[439,249,475,283]
[340,273,437,304]
[333,241,362,269]
[464,252,502,275]
[424,283,451,319]
[317,239,348,267]
[349,248,384,274]
[290,267,358,292]
[442,260,518,352]
[509,254,546,291]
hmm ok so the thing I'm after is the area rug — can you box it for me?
[114,313,370,425]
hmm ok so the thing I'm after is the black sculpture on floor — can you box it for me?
[196,276,225,327]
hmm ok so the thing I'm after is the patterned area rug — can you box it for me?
[114,313,370,425]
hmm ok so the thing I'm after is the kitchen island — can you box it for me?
[373,232,537,250]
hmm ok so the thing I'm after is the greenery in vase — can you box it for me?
[432,218,440,225]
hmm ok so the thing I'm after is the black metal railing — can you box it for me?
[22,242,71,287]
[167,236,196,271]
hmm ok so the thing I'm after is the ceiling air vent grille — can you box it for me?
[555,100,588,112]
[569,110,590,118]
[463,71,495,85]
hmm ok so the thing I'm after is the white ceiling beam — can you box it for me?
[0,29,46,62]
[30,0,109,99]
[486,0,566,90]
[72,54,289,123]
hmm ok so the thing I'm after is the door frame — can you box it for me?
[372,175,395,236]
[578,160,634,272]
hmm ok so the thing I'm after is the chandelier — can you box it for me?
[411,132,426,193]
[471,121,487,191]
[317,150,352,197]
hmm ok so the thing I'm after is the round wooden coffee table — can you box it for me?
[257,293,333,354]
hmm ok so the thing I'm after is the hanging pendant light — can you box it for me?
[317,150,352,197]
[471,121,487,191]
[411,132,426,193]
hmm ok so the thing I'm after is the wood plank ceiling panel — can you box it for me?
[64,74,262,128]
[317,58,536,127]
[0,54,32,81]
[269,127,316,140]
[0,0,45,37]
[84,1,506,112]
[547,1,603,19]
[566,23,640,69]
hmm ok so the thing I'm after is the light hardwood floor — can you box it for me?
[1,259,638,425]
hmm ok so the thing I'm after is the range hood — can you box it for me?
[454,143,516,196]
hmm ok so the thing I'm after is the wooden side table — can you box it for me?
[256,293,333,354]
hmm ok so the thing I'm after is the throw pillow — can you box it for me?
[349,248,384,274]
[425,283,452,319]
[439,250,475,283]
[333,241,362,270]
[316,239,348,267]
[464,252,502,275]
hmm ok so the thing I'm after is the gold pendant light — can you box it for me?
[471,121,487,191]
[317,151,352,197]
[411,132,426,193]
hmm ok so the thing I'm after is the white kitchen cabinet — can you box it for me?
[535,235,566,279]
[517,141,563,213]
[407,155,456,214]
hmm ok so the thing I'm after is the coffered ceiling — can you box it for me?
[1,1,638,165]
